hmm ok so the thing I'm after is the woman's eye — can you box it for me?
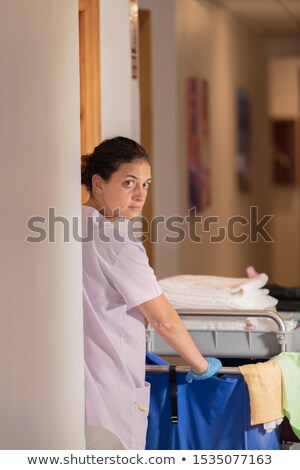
[143,182,151,189]
[124,180,135,188]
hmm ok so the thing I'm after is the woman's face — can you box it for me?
[93,160,151,220]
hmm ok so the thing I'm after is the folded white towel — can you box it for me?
[159,273,269,295]
[159,274,278,310]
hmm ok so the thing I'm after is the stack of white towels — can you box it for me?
[158,273,278,311]
[159,274,298,333]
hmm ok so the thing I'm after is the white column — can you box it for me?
[0,0,84,449]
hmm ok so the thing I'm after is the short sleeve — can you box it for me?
[111,241,162,309]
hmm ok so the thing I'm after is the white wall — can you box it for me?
[138,0,300,285]
[177,0,272,278]
[100,0,141,141]
[269,58,300,119]
[0,0,84,449]
[139,0,181,278]
[268,57,300,285]
[139,0,272,279]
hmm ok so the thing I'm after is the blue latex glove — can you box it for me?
[185,357,222,383]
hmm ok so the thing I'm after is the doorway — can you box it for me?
[78,0,101,202]
[139,9,154,266]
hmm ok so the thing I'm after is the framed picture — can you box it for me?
[186,78,211,213]
[236,87,251,191]
[271,119,296,185]
[130,0,139,79]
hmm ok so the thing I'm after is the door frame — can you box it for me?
[78,0,101,157]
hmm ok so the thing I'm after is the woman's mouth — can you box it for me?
[128,206,141,212]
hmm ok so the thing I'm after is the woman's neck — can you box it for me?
[84,195,117,222]
[84,195,101,211]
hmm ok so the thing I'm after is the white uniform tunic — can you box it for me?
[82,206,162,449]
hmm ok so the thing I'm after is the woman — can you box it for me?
[81,136,221,450]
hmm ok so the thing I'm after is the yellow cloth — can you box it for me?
[239,361,283,425]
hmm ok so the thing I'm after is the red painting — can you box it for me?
[186,78,211,213]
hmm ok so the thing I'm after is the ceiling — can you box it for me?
[208,0,300,35]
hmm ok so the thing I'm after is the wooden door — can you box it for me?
[78,0,101,202]
[139,9,153,266]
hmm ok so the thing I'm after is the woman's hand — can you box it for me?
[185,357,222,383]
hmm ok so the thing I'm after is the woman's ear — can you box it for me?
[92,174,104,192]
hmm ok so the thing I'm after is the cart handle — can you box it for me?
[146,365,240,374]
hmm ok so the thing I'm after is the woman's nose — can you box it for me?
[133,184,144,200]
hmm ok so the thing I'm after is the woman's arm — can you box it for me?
[138,293,208,374]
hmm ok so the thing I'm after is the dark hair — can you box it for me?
[81,136,150,192]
